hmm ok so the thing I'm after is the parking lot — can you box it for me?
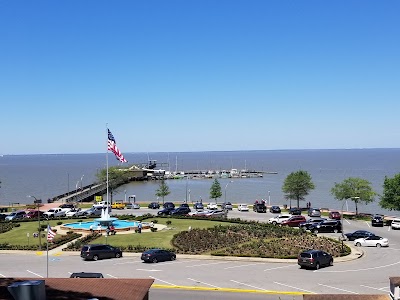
[1,207,399,298]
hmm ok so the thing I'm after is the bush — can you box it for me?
[166,220,172,225]
[152,220,158,224]
[151,227,158,232]
[57,221,63,226]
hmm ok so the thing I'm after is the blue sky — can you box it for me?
[1,1,399,155]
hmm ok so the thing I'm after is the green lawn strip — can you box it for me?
[89,218,239,249]
[0,220,62,246]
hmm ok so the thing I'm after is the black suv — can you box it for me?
[170,206,191,216]
[299,218,326,230]
[157,207,175,216]
[80,244,122,261]
[148,202,160,209]
[270,206,281,213]
[344,230,375,241]
[371,214,384,227]
[298,250,333,270]
[253,203,267,213]
[308,219,342,234]
[193,202,204,211]
[163,202,175,209]
[288,207,302,215]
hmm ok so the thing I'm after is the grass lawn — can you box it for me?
[1,220,64,246]
[91,218,238,249]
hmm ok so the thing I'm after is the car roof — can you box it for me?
[70,272,104,278]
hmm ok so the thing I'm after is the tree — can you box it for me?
[156,179,170,204]
[330,177,376,215]
[209,179,222,204]
[282,170,315,208]
[379,174,400,211]
[96,166,131,203]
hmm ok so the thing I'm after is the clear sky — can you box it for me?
[1,1,399,155]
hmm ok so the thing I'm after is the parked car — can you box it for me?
[70,272,104,278]
[82,207,103,217]
[391,218,400,230]
[157,207,175,216]
[270,206,281,213]
[170,207,191,216]
[93,201,111,209]
[298,250,333,270]
[268,214,292,225]
[80,244,122,261]
[0,214,6,221]
[371,214,384,227]
[24,210,45,219]
[207,203,218,210]
[111,201,125,209]
[193,202,204,211]
[163,202,175,209]
[141,249,176,263]
[188,210,210,217]
[280,215,307,227]
[344,230,376,241]
[354,235,389,248]
[204,210,227,218]
[329,211,341,220]
[253,202,267,213]
[308,208,321,217]
[148,202,160,209]
[288,207,302,215]
[308,219,342,234]
[66,208,85,217]
[221,202,233,210]
[5,210,26,221]
[299,218,326,230]
[180,203,189,208]
[59,203,76,211]
[237,204,249,212]
[126,203,140,209]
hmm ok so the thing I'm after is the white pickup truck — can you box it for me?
[43,208,66,219]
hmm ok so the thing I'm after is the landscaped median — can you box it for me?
[0,214,351,260]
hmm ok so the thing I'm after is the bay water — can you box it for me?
[1,149,400,216]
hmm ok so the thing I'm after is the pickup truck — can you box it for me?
[43,208,66,219]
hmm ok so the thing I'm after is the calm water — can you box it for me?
[1,149,400,216]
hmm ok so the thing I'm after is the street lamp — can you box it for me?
[224,181,234,204]
[268,190,271,206]
[80,175,84,191]
[28,195,42,250]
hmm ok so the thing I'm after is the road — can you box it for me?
[0,208,398,299]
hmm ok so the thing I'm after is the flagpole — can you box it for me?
[106,124,109,214]
[46,220,49,278]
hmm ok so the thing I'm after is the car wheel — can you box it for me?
[329,259,333,266]
[315,262,320,270]
[272,221,277,226]
[93,255,99,261]
[313,229,319,234]
[356,242,361,247]
[299,265,304,269]
[171,255,176,261]
[115,253,121,258]
[376,243,382,248]
[333,229,338,233]
[152,257,158,263]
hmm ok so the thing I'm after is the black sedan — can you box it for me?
[170,207,191,216]
[344,230,375,241]
[157,207,175,216]
[299,218,326,230]
[141,249,176,263]
[270,206,281,213]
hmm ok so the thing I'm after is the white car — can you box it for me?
[43,208,66,218]
[391,218,400,230]
[268,214,292,225]
[66,208,85,217]
[206,203,218,210]
[237,204,249,212]
[354,236,389,248]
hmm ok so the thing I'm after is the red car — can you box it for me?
[281,215,307,227]
[329,211,341,220]
[24,210,44,219]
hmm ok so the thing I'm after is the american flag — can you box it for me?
[47,225,56,242]
[107,129,128,163]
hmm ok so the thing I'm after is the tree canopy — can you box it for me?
[282,170,315,208]
[210,179,222,203]
[330,177,376,215]
[380,174,400,211]
[156,179,170,204]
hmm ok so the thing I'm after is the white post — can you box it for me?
[268,191,271,206]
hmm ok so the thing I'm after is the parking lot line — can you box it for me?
[263,265,295,272]
[0,273,5,277]
[149,275,177,286]
[187,277,220,288]
[273,281,315,294]
[230,279,269,291]
[26,270,43,278]
[318,283,358,294]
[186,261,230,268]
[360,284,389,292]
[224,263,260,270]
[106,273,118,278]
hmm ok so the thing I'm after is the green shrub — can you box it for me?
[166,220,172,225]
[152,220,158,224]
[151,227,158,232]
[57,221,63,226]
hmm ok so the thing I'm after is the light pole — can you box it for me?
[28,195,42,250]
[268,190,271,206]
[80,175,84,191]
[224,181,234,204]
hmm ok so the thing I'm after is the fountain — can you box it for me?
[95,207,117,227]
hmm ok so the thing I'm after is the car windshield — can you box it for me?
[300,252,312,258]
